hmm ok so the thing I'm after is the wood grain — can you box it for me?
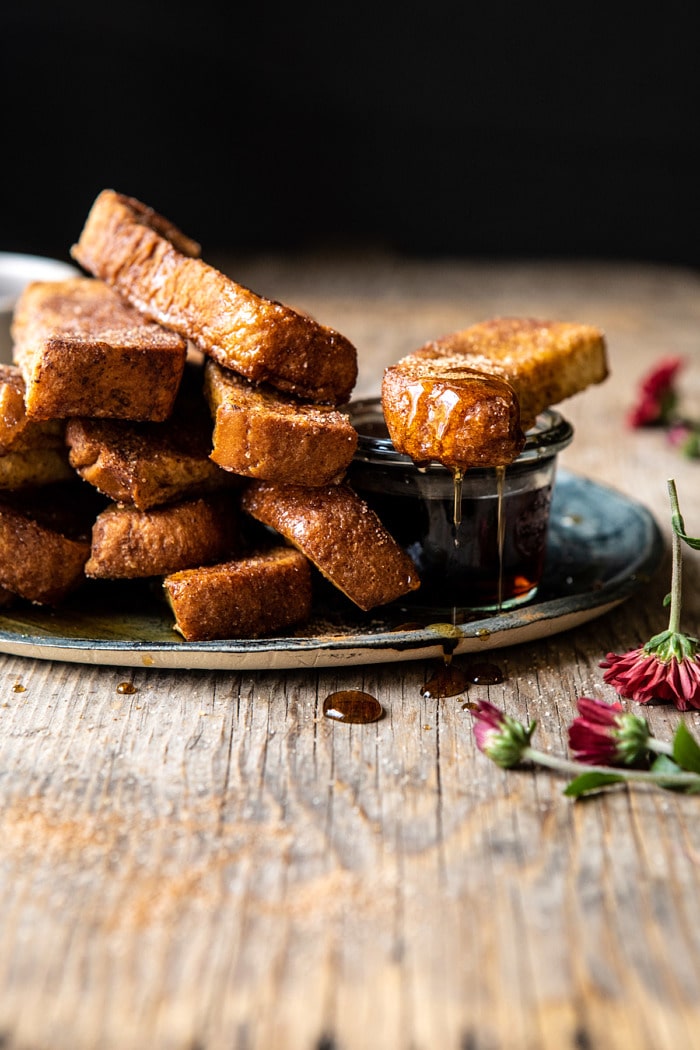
[1,256,700,1050]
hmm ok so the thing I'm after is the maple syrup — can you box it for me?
[422,656,504,698]
[422,664,472,698]
[348,401,572,613]
[323,690,384,724]
[465,660,504,685]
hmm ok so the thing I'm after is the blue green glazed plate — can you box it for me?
[0,471,664,671]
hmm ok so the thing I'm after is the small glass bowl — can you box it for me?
[347,398,573,614]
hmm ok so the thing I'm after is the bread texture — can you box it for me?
[66,362,235,510]
[71,190,358,405]
[382,359,525,470]
[0,497,91,604]
[163,545,313,641]
[85,494,239,579]
[411,317,608,430]
[240,480,420,610]
[0,363,64,452]
[0,367,74,487]
[204,360,358,486]
[12,276,187,421]
[0,445,75,490]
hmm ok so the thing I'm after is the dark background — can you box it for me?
[2,2,698,269]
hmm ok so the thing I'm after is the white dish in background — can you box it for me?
[0,252,79,362]
[0,472,664,671]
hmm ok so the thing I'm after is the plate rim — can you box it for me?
[0,470,665,670]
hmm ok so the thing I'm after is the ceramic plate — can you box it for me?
[0,471,663,671]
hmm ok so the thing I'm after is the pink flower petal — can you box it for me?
[602,646,700,711]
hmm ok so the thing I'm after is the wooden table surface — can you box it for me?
[1,253,700,1050]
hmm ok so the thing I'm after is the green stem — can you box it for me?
[667,478,683,635]
[648,737,675,758]
[523,746,700,786]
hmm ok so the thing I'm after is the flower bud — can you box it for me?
[469,700,535,769]
[568,697,651,767]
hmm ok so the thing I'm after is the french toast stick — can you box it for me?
[66,362,236,510]
[71,190,358,405]
[204,360,358,486]
[0,367,74,487]
[0,363,64,452]
[382,360,525,470]
[0,491,92,604]
[411,317,608,429]
[85,494,239,579]
[0,445,75,490]
[163,546,313,641]
[12,277,187,422]
[240,479,420,611]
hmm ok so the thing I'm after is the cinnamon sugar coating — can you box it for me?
[72,190,358,406]
[241,479,420,611]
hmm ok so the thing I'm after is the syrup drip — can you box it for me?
[442,637,459,663]
[452,468,464,531]
[422,656,504,698]
[495,465,506,609]
[451,462,507,606]
[12,683,26,693]
[422,636,461,697]
[116,682,138,695]
[422,664,471,698]
[323,690,384,724]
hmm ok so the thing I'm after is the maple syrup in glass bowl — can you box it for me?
[347,398,573,613]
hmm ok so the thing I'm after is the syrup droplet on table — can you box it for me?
[421,659,504,698]
[323,691,384,724]
[116,682,138,695]
[422,664,472,698]
[466,661,504,685]
[12,683,26,693]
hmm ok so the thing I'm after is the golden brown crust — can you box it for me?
[0,500,90,604]
[85,495,239,579]
[163,546,313,641]
[0,364,34,449]
[0,445,75,490]
[240,480,420,610]
[0,367,74,488]
[12,277,187,422]
[0,363,64,452]
[204,360,358,486]
[94,191,203,258]
[71,190,358,405]
[413,316,609,429]
[65,363,235,509]
[381,359,525,469]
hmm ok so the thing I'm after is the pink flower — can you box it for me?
[568,697,651,766]
[601,635,700,712]
[469,699,535,768]
[601,481,700,712]
[627,356,684,428]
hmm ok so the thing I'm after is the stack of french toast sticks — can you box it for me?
[0,190,609,639]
